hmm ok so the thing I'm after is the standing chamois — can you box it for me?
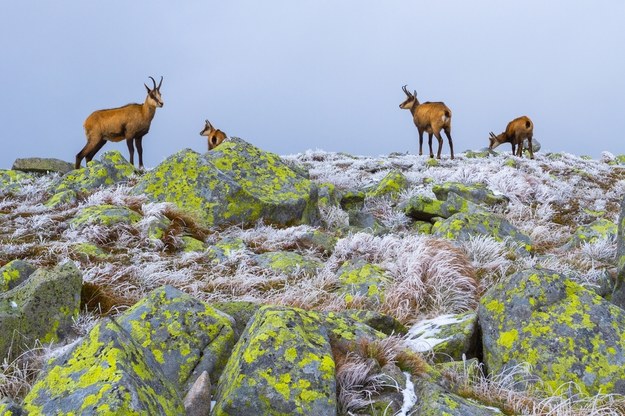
[399,85,454,159]
[199,119,227,150]
[488,116,534,159]
[75,76,164,170]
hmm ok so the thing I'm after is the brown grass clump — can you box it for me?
[80,282,133,315]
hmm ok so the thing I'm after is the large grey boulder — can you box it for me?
[212,305,338,415]
[132,138,320,227]
[0,259,36,292]
[23,286,235,415]
[479,268,625,397]
[12,157,74,174]
[0,262,81,361]
[432,181,509,207]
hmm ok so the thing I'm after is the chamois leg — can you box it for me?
[417,129,425,156]
[135,137,144,170]
[527,136,534,159]
[511,142,517,157]
[427,133,434,158]
[443,127,454,160]
[433,131,444,159]
[126,138,135,167]
[86,140,107,164]
[75,137,104,169]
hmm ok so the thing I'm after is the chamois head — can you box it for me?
[200,119,227,150]
[399,85,419,110]
[488,132,505,150]
[144,76,164,108]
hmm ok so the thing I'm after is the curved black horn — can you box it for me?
[148,76,157,90]
[157,76,163,90]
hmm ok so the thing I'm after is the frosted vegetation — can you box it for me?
[2,149,625,413]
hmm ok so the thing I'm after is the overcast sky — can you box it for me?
[1,1,624,169]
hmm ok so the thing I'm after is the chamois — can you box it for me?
[399,85,454,159]
[75,76,164,170]
[489,116,534,159]
[199,119,227,150]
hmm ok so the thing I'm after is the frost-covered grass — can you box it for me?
[2,149,625,411]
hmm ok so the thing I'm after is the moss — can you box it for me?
[181,236,206,252]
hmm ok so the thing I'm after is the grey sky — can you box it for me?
[1,1,624,169]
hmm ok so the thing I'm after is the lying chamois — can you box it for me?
[199,119,227,150]
[75,76,164,169]
[489,116,534,159]
[399,85,454,159]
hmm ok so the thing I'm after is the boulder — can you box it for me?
[132,139,320,227]
[433,212,532,257]
[70,204,142,228]
[567,218,617,247]
[412,379,504,415]
[12,157,74,174]
[432,182,508,207]
[24,286,235,414]
[367,170,408,199]
[339,189,365,212]
[0,259,36,292]
[405,312,478,363]
[336,259,391,305]
[612,195,625,308]
[255,251,323,277]
[212,305,338,415]
[479,268,625,397]
[0,400,25,416]
[403,192,484,221]
[0,262,82,361]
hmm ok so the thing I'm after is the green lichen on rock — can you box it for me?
[181,236,206,252]
[212,305,337,416]
[317,182,339,207]
[0,262,82,361]
[69,243,111,262]
[340,189,366,212]
[403,192,483,221]
[433,212,532,257]
[70,204,142,228]
[405,312,478,363]
[207,237,247,264]
[51,150,135,196]
[24,286,234,415]
[413,220,433,234]
[413,378,504,415]
[0,399,25,416]
[336,259,390,305]
[0,260,36,293]
[23,320,185,416]
[607,194,625,308]
[367,170,408,199]
[255,251,323,277]
[44,189,77,208]
[479,269,625,397]
[132,139,320,227]
[432,182,508,207]
[567,218,617,247]
[333,310,407,336]
[0,169,34,194]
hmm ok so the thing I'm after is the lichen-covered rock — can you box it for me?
[479,268,625,397]
[44,189,78,208]
[69,243,111,262]
[51,150,135,196]
[367,170,408,199]
[213,301,259,342]
[348,210,387,235]
[0,259,36,292]
[320,310,387,343]
[23,319,185,415]
[0,262,81,361]
[182,236,207,252]
[24,286,235,415]
[432,182,509,207]
[0,170,33,194]
[567,218,617,247]
[132,139,320,227]
[256,251,323,276]
[336,259,390,305]
[433,212,532,257]
[338,310,407,336]
[412,220,433,234]
[12,157,74,174]
[404,312,477,363]
[317,182,340,207]
[340,189,366,211]
[212,305,337,415]
[207,237,247,264]
[412,379,504,415]
[70,204,142,228]
[403,192,484,221]
[464,149,492,159]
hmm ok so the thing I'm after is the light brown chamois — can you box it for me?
[489,116,534,159]
[75,76,164,169]
[399,85,454,159]
[199,119,227,150]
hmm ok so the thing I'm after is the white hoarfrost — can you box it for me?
[404,313,473,353]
